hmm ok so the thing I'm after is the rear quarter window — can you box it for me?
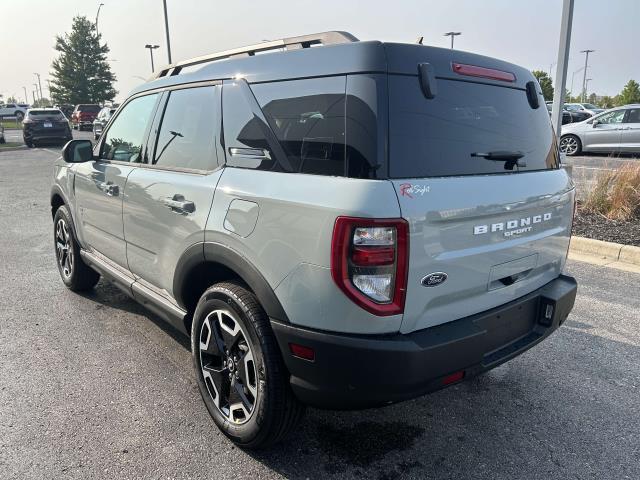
[388,75,558,178]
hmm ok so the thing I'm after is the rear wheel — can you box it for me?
[15,111,24,122]
[192,282,304,449]
[560,135,582,156]
[53,205,100,291]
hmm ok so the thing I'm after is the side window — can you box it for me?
[597,110,625,124]
[252,77,347,176]
[101,93,158,163]
[624,108,640,123]
[222,81,274,170]
[153,86,218,171]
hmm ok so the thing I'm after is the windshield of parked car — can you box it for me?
[28,110,65,120]
[583,103,599,109]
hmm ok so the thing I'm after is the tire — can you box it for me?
[25,140,34,148]
[15,111,24,122]
[559,135,582,156]
[191,281,304,449]
[53,205,100,291]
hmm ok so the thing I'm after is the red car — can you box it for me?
[70,104,101,131]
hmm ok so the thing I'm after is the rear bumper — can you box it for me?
[272,274,577,409]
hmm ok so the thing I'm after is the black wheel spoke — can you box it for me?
[232,380,254,412]
[204,364,230,405]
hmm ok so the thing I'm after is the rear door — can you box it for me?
[386,73,574,334]
[620,107,640,152]
[123,84,222,299]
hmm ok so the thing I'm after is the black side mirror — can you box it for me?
[592,120,600,128]
[62,139,94,163]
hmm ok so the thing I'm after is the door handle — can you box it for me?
[99,182,119,196]
[164,194,195,214]
[229,147,272,161]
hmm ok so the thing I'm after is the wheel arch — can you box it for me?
[174,242,290,332]
[50,185,67,218]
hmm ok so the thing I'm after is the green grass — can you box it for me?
[0,120,22,130]
[0,142,23,149]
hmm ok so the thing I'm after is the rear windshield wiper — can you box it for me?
[471,151,526,170]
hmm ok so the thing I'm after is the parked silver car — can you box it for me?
[559,104,640,155]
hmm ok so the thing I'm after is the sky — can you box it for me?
[1,0,639,103]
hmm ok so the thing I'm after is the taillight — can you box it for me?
[331,217,409,316]
[452,62,516,82]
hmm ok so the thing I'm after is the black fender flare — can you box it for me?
[173,242,289,323]
[50,184,68,212]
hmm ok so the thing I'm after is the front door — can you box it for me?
[582,109,625,151]
[73,92,160,268]
[123,85,222,298]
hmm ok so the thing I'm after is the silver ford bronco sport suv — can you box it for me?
[51,32,578,448]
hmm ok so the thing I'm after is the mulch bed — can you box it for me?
[573,209,640,246]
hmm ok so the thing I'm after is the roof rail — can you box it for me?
[149,31,358,81]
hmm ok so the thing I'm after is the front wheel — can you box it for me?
[15,111,24,122]
[191,282,304,449]
[53,205,100,291]
[560,135,582,156]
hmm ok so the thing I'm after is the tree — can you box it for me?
[50,16,116,104]
[32,97,52,108]
[6,96,18,103]
[600,96,615,109]
[532,70,554,101]
[617,79,640,106]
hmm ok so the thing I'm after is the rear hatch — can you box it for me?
[383,44,575,334]
[25,111,69,135]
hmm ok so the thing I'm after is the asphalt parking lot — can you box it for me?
[1,145,639,480]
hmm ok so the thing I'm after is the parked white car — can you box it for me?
[0,103,28,121]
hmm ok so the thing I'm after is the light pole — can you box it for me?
[443,31,461,49]
[162,0,172,64]
[96,3,104,37]
[34,73,43,101]
[33,83,40,102]
[551,0,574,137]
[145,44,160,73]
[23,86,28,104]
[580,49,594,103]
[570,66,585,98]
[585,78,592,101]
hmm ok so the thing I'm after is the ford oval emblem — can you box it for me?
[421,272,448,287]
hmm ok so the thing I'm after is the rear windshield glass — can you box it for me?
[28,110,65,120]
[389,76,558,178]
[78,105,101,112]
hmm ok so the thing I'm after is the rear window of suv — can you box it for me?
[388,76,558,178]
[28,110,65,120]
[77,105,101,113]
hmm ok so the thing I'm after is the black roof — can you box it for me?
[130,40,536,97]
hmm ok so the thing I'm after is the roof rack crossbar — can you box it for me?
[150,31,358,80]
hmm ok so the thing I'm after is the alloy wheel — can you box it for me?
[560,136,579,155]
[55,218,73,278]
[199,309,258,425]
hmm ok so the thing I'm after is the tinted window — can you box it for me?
[222,80,276,170]
[101,94,158,163]
[252,77,346,176]
[624,108,640,123]
[153,86,218,171]
[28,110,65,120]
[389,76,557,178]
[78,105,101,113]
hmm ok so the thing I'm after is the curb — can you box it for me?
[569,236,640,267]
[0,145,27,153]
